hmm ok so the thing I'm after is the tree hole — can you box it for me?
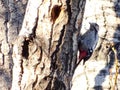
[51,5,62,23]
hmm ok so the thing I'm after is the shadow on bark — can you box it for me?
[94,1,120,89]
[0,68,12,90]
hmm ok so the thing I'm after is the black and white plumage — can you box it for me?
[77,22,99,65]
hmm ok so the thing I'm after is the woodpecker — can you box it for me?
[77,22,99,65]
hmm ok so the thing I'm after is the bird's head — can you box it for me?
[89,22,99,32]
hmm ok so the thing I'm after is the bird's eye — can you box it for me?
[89,49,93,52]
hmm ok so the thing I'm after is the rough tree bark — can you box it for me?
[11,0,86,90]
[0,0,27,90]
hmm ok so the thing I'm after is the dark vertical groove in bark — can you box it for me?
[2,0,9,43]
[32,75,38,88]
[49,24,53,55]
[32,10,39,38]
[66,0,71,23]
[51,25,65,71]
[22,40,29,59]
[65,0,73,74]
[48,25,66,89]
[48,0,52,55]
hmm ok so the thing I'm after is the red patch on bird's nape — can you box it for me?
[79,50,87,61]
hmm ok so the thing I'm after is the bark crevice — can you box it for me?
[22,39,29,59]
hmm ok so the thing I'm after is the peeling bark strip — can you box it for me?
[12,0,41,89]
[19,0,41,37]
[12,37,25,90]
[12,0,86,90]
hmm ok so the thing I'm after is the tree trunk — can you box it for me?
[0,0,27,90]
[11,0,86,90]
